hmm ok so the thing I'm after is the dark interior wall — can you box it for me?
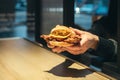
[63,0,74,27]
[27,0,35,31]
[0,0,17,13]
[117,0,120,73]
[0,0,17,27]
[27,0,35,13]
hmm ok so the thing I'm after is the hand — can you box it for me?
[48,28,99,55]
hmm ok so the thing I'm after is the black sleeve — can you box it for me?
[88,16,109,38]
[94,37,115,59]
[87,17,116,60]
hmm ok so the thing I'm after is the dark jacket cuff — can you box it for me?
[95,37,115,58]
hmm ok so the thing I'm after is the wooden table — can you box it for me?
[0,38,116,80]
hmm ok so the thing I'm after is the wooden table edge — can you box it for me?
[0,37,117,80]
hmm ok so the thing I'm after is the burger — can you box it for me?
[40,25,81,47]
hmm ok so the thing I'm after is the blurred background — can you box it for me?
[0,0,109,41]
[0,0,35,41]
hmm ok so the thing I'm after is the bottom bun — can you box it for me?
[49,41,73,47]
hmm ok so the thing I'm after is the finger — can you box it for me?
[64,45,81,51]
[47,43,55,48]
[52,47,65,53]
[63,45,87,55]
[66,49,84,55]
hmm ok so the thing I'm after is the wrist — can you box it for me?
[91,35,99,50]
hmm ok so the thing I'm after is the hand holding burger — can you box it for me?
[41,25,99,55]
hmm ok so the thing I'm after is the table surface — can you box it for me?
[0,38,116,80]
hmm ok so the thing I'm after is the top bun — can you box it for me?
[50,25,75,39]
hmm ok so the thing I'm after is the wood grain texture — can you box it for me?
[0,38,116,80]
